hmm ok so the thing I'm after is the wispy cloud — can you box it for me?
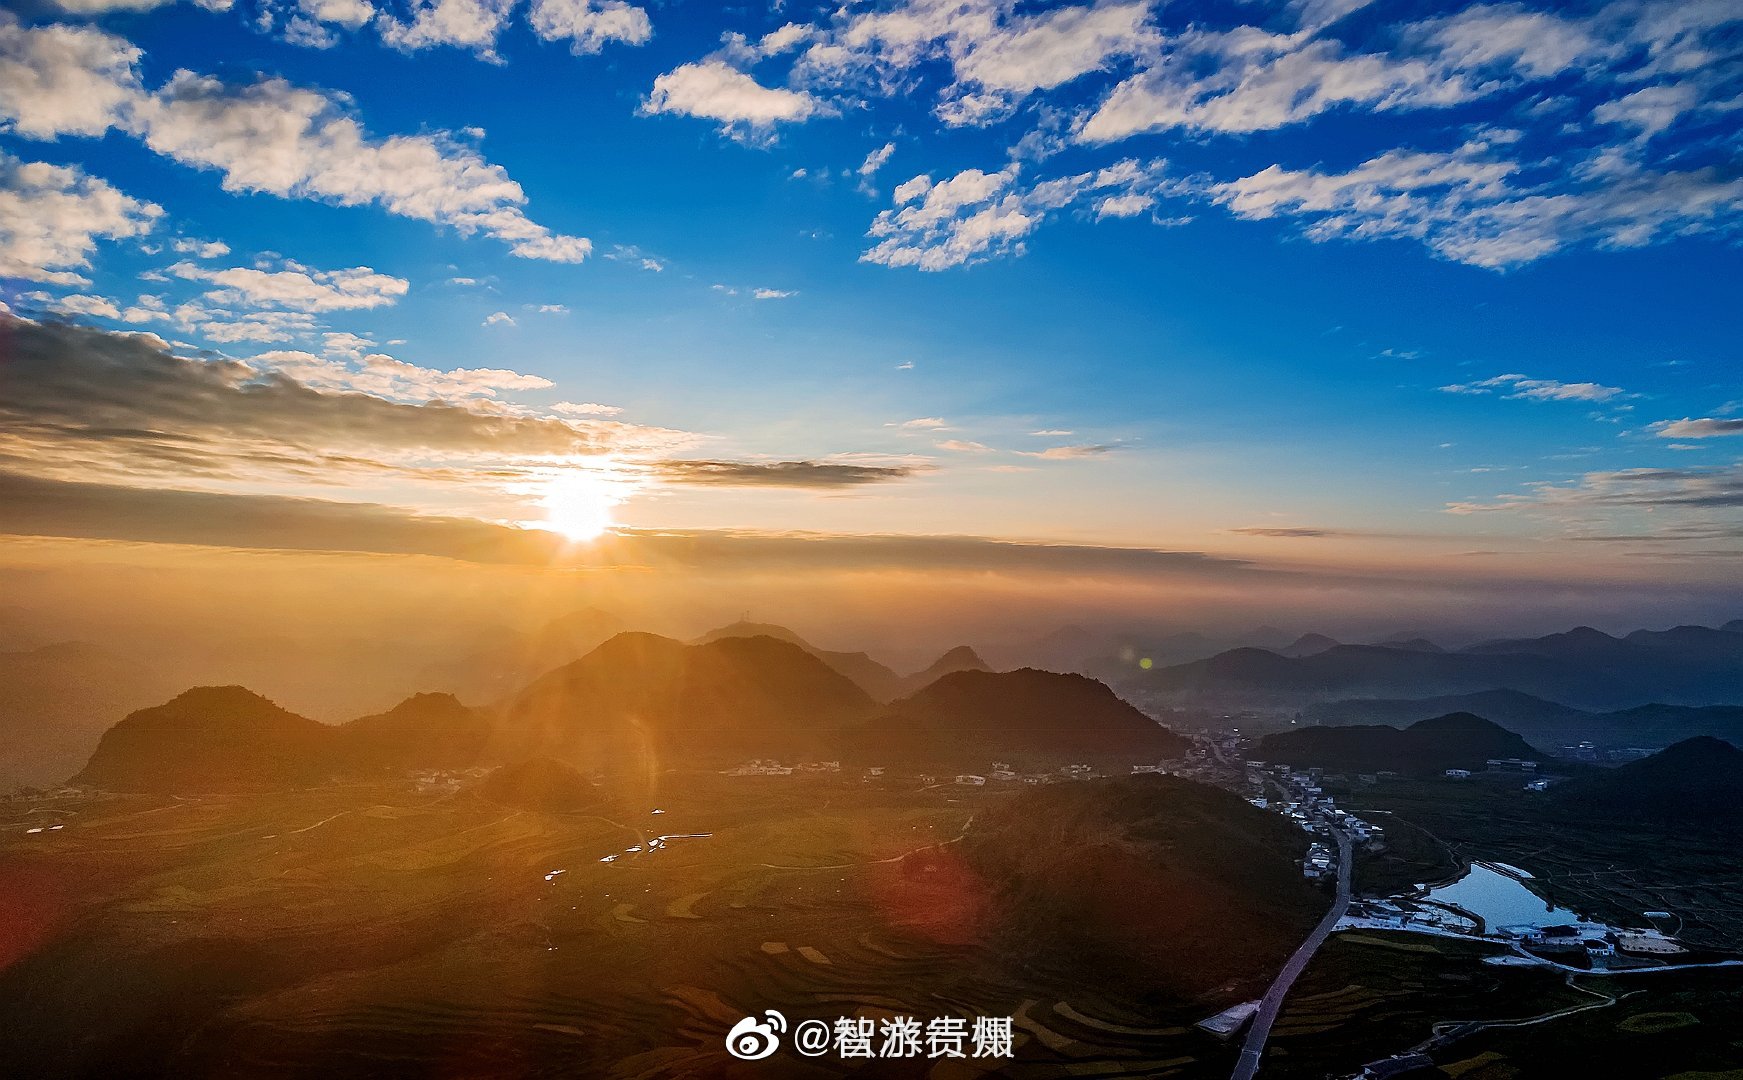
[1439,373,1627,402]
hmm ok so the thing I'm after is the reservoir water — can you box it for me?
[1425,863,1582,929]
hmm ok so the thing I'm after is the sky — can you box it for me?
[1,0,1741,643]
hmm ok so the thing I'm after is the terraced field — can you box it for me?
[0,774,1245,1078]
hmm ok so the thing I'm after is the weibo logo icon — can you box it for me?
[725,1010,787,1060]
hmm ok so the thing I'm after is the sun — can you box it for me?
[539,469,622,543]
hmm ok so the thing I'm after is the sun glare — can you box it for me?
[539,469,623,543]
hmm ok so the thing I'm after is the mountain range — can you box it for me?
[692,620,988,701]
[1257,712,1544,775]
[1130,624,1743,711]
[1304,689,1743,749]
[68,633,1186,793]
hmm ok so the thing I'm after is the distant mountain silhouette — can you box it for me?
[1234,625,1295,651]
[0,641,182,790]
[1723,619,1743,634]
[961,773,1324,999]
[1378,637,1444,653]
[74,687,337,793]
[1548,738,1743,824]
[898,645,991,695]
[1258,712,1541,775]
[1279,633,1340,658]
[1304,690,1743,749]
[845,668,1188,765]
[418,608,627,703]
[693,620,905,701]
[340,693,492,771]
[999,624,1106,673]
[469,758,598,812]
[1133,623,1743,710]
[500,632,873,768]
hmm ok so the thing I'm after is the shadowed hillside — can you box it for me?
[693,620,906,701]
[339,693,492,772]
[499,632,873,768]
[1547,737,1743,824]
[1258,712,1541,775]
[961,773,1324,1000]
[846,668,1188,765]
[74,687,337,793]
[468,758,598,812]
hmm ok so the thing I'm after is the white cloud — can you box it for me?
[859,141,895,177]
[936,438,993,453]
[1095,192,1152,218]
[1415,4,1614,81]
[483,310,515,326]
[43,292,122,318]
[1592,83,1704,139]
[552,400,624,417]
[605,244,665,271]
[752,287,796,299]
[0,154,161,284]
[643,59,827,135]
[300,0,375,28]
[170,237,230,258]
[535,303,570,314]
[0,13,141,139]
[165,260,409,312]
[795,0,1157,124]
[1017,443,1118,459]
[1078,28,1475,142]
[378,0,517,57]
[895,417,948,429]
[0,18,590,263]
[322,330,375,357]
[137,72,591,261]
[1653,417,1743,439]
[864,158,1167,269]
[46,0,231,11]
[250,348,553,400]
[1439,373,1626,402]
[1197,137,1743,269]
[527,0,651,55]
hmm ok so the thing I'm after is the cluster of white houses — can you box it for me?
[1244,762,1385,877]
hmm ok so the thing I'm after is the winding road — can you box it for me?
[1232,826,1353,1080]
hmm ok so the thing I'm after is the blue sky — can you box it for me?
[1,0,1740,601]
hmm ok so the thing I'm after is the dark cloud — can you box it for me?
[649,459,925,488]
[0,470,1266,580]
[0,317,676,483]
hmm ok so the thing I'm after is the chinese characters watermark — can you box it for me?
[725,1011,1014,1061]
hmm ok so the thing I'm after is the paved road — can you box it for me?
[1231,826,1353,1080]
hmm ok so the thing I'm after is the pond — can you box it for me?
[1424,862,1583,930]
